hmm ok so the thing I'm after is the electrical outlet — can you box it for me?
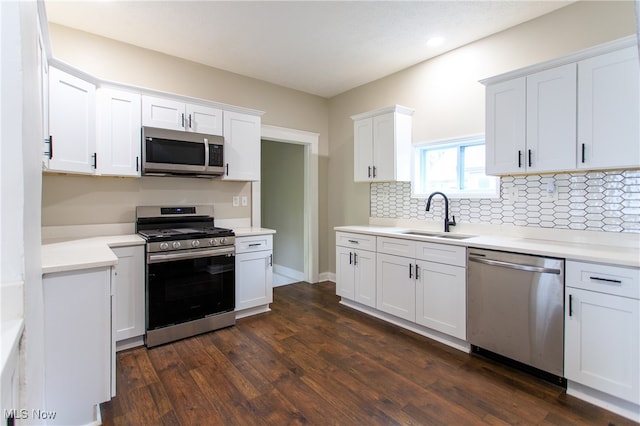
[232,196,240,207]
[503,185,519,204]
[241,196,248,206]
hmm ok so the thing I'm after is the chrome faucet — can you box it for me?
[425,191,456,232]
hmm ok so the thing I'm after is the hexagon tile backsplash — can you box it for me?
[370,170,640,233]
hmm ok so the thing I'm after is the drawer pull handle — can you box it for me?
[248,243,262,247]
[347,240,359,244]
[589,276,622,284]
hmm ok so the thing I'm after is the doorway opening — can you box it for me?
[253,125,319,284]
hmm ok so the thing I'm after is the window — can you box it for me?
[412,135,499,198]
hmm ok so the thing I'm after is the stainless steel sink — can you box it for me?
[399,231,475,240]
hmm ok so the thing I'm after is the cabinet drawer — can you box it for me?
[415,242,466,267]
[336,232,376,251]
[236,235,273,253]
[566,260,639,299]
[377,236,416,258]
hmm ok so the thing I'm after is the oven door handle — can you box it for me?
[148,247,235,263]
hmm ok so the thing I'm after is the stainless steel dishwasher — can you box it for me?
[467,248,565,382]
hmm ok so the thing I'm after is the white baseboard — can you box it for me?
[273,264,305,281]
[318,272,335,283]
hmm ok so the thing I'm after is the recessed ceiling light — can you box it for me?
[426,36,444,47]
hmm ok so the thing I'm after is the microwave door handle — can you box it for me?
[203,138,209,170]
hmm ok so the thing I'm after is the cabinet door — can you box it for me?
[37,20,50,169]
[565,288,640,403]
[112,246,145,344]
[336,246,355,299]
[97,89,141,177]
[372,112,396,181]
[236,250,273,311]
[526,64,577,173]
[354,249,376,308]
[415,260,466,339]
[353,117,374,182]
[43,268,112,425]
[223,111,261,181]
[485,77,526,175]
[376,253,415,321]
[186,104,223,135]
[48,67,96,174]
[141,95,185,131]
[577,46,640,170]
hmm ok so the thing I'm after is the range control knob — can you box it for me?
[209,238,217,246]
[220,237,227,245]
[172,241,181,249]
[191,240,201,248]
[159,242,169,250]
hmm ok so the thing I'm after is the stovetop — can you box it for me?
[138,226,234,242]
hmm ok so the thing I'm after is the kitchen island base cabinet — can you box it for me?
[564,260,640,422]
[43,267,113,425]
[235,235,273,319]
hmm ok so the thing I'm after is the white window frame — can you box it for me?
[411,134,500,199]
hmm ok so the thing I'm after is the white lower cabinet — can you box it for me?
[235,235,273,317]
[336,232,467,346]
[376,252,416,321]
[415,259,466,340]
[112,246,145,350]
[337,246,376,308]
[43,267,113,425]
[565,260,640,409]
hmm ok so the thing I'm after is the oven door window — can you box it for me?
[147,254,235,330]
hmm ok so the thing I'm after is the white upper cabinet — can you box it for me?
[222,111,261,181]
[526,63,577,173]
[352,105,413,182]
[577,46,640,170]
[485,78,526,175]
[142,95,223,135]
[48,66,97,174]
[97,88,141,177]
[483,38,639,175]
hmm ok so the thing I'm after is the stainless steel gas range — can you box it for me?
[136,205,235,347]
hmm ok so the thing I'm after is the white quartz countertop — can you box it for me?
[41,227,276,274]
[42,235,145,275]
[234,227,276,237]
[335,225,640,268]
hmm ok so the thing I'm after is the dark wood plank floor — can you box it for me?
[101,281,637,426]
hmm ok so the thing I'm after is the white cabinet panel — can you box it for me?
[565,288,640,403]
[97,89,141,177]
[236,250,273,311]
[223,111,261,181]
[577,46,640,170]
[112,246,145,346]
[485,77,526,175]
[48,67,96,174]
[376,253,415,321]
[336,246,356,300]
[415,260,466,339]
[43,267,112,425]
[141,95,185,131]
[186,103,223,135]
[526,63,577,173]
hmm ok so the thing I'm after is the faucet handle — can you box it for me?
[449,215,457,227]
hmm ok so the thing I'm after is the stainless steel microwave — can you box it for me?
[141,126,224,177]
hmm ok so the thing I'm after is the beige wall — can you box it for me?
[326,0,637,273]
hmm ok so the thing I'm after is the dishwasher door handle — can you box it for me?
[469,256,561,275]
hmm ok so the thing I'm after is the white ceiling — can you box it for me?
[44,0,574,98]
